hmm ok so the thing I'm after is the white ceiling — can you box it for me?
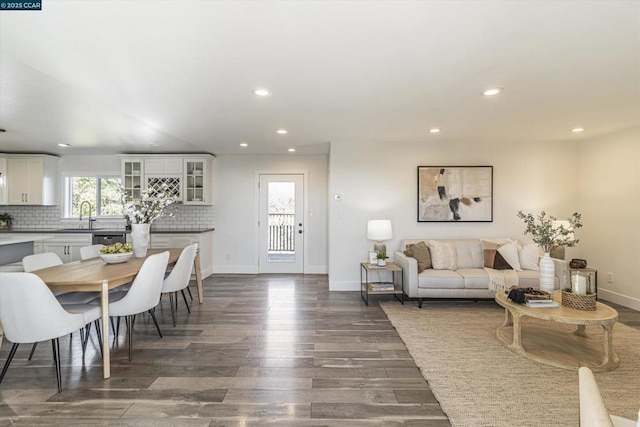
[0,1,639,156]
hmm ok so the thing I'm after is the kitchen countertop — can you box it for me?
[0,228,215,235]
[0,234,55,246]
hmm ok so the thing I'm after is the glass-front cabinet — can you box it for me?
[121,159,144,200]
[184,159,207,205]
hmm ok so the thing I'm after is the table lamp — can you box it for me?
[367,220,393,254]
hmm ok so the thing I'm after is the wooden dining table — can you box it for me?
[31,248,201,379]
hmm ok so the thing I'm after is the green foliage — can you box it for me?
[0,213,12,223]
[376,251,388,260]
[517,211,582,253]
[100,242,133,254]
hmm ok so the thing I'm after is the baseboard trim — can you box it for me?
[598,288,640,311]
[212,265,259,274]
[304,265,328,274]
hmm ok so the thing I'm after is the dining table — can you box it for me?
[31,248,193,379]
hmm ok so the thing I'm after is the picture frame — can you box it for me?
[417,166,493,222]
[368,251,378,264]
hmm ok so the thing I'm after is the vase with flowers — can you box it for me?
[517,210,582,293]
[122,185,176,257]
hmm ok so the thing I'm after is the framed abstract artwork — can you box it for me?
[417,166,493,222]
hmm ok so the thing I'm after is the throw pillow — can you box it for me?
[404,241,427,257]
[518,242,540,270]
[427,240,457,270]
[411,245,432,273]
[482,240,516,270]
[497,241,522,271]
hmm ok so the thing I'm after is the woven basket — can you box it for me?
[561,290,596,311]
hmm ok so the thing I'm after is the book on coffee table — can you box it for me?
[526,300,559,308]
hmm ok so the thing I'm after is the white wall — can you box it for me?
[328,139,580,291]
[578,128,640,309]
[212,154,328,274]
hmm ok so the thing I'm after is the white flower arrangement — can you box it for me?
[121,184,176,224]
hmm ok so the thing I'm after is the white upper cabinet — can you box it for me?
[144,158,182,175]
[5,155,58,205]
[0,157,7,205]
[183,157,213,205]
[119,154,214,205]
[121,159,144,200]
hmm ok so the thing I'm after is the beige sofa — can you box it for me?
[394,238,567,308]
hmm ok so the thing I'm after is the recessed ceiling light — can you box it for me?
[288,148,296,152]
[430,128,441,133]
[57,143,70,147]
[572,127,585,133]
[482,87,502,96]
[276,129,288,134]
[240,142,248,147]
[254,88,271,97]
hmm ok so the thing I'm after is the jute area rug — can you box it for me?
[380,300,640,427]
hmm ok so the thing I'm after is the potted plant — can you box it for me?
[0,213,13,230]
[517,210,582,293]
[376,251,388,267]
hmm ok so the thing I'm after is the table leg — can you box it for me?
[511,312,523,351]
[600,322,619,370]
[194,252,204,304]
[100,280,111,379]
[574,325,589,338]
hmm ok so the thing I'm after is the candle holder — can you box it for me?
[561,270,596,311]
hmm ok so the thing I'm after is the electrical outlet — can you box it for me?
[607,272,614,283]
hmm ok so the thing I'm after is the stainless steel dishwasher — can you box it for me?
[92,232,127,246]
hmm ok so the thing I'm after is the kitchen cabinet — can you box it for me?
[144,158,182,175]
[121,159,144,200]
[5,155,58,205]
[119,154,215,205]
[43,233,92,263]
[184,157,214,205]
[0,157,7,205]
[150,231,213,278]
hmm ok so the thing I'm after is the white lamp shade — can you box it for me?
[367,220,393,241]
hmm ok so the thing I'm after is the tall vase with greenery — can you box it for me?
[122,185,176,257]
[517,211,582,294]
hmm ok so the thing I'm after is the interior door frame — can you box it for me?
[255,170,309,274]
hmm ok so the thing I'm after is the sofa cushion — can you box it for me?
[404,241,431,272]
[457,268,489,289]
[518,242,540,270]
[482,241,513,270]
[427,240,457,270]
[497,241,522,270]
[453,239,484,269]
[418,269,464,289]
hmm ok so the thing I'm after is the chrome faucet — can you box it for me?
[79,201,96,230]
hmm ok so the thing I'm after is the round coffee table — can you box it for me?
[494,291,619,372]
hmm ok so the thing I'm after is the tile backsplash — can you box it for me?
[2,204,215,231]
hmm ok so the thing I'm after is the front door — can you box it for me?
[258,174,304,273]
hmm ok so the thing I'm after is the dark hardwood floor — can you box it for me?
[0,274,638,425]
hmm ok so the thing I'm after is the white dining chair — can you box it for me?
[22,252,99,305]
[22,252,63,272]
[165,238,196,300]
[80,244,104,260]
[108,251,170,361]
[161,244,198,327]
[0,273,102,393]
[21,252,101,359]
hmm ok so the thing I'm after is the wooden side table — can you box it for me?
[360,262,404,306]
